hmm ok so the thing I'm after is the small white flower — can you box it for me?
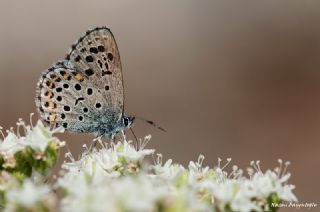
[188,160,210,183]
[249,170,297,202]
[279,184,297,202]
[0,119,64,156]
[24,120,64,152]
[153,159,185,181]
[94,148,120,171]
[117,140,155,162]
[250,171,277,198]
[0,132,24,155]
[2,153,16,169]
[0,171,19,191]
[202,180,260,212]
[59,170,116,212]
[6,179,51,208]
[109,175,168,211]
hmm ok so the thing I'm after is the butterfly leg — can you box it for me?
[87,137,101,153]
[130,128,138,142]
[120,130,127,142]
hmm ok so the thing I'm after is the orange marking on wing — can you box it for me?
[63,73,71,80]
[46,81,55,89]
[75,73,84,82]
[49,113,57,122]
[47,101,56,110]
[45,91,53,98]
[50,74,60,82]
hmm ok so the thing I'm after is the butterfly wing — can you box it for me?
[36,27,125,136]
[66,27,124,121]
[35,62,106,133]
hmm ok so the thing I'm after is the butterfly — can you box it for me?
[35,27,136,138]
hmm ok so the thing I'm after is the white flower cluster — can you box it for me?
[58,136,297,212]
[0,115,65,155]
[61,135,154,178]
[4,179,56,212]
[0,115,65,178]
[0,116,63,211]
[0,118,297,212]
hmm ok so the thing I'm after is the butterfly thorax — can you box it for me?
[96,115,135,138]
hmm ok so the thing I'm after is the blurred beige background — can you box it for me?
[0,1,319,211]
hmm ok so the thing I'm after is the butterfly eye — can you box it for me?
[124,118,129,126]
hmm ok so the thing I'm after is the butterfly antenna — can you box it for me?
[135,117,167,132]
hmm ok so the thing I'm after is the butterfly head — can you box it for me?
[122,115,135,129]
